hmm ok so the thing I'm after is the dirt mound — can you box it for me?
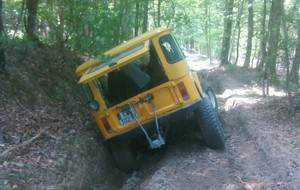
[0,48,129,189]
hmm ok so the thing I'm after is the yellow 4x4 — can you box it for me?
[75,28,224,173]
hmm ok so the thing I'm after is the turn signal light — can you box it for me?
[101,117,112,134]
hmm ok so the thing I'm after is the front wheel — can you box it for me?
[196,97,225,149]
[109,141,143,173]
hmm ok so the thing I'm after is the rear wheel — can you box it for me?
[196,97,225,149]
[205,86,218,113]
[109,141,143,173]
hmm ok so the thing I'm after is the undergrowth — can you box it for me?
[0,45,84,109]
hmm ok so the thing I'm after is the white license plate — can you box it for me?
[117,109,138,126]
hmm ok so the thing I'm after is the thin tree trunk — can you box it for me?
[220,0,234,65]
[281,1,294,113]
[142,0,149,33]
[0,0,5,69]
[234,0,245,65]
[24,0,40,43]
[257,0,267,71]
[157,0,162,27]
[56,0,66,49]
[290,27,300,85]
[244,0,254,68]
[120,0,130,41]
[205,3,212,63]
[265,0,281,82]
[12,0,26,40]
[134,1,140,36]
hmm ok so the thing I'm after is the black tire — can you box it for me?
[196,97,225,149]
[109,141,143,173]
[205,86,218,113]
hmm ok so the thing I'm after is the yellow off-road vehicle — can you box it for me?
[75,28,224,173]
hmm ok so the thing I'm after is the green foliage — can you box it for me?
[1,0,300,66]
[223,63,240,71]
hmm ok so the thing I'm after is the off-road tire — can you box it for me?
[201,80,218,113]
[109,141,143,173]
[196,97,225,149]
[205,86,218,114]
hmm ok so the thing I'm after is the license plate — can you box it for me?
[117,108,138,126]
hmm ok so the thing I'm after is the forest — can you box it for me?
[0,0,300,189]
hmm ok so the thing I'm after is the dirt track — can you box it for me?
[1,66,300,190]
[116,67,300,190]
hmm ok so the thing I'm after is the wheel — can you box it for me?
[202,84,218,113]
[109,141,143,173]
[205,86,218,113]
[196,97,225,149]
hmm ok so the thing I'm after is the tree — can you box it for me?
[281,0,294,112]
[142,0,149,33]
[157,0,162,27]
[0,0,5,69]
[204,1,212,64]
[220,0,234,65]
[290,25,300,85]
[265,0,282,82]
[56,0,66,49]
[24,0,40,43]
[256,0,268,71]
[233,0,245,65]
[134,1,140,36]
[244,0,254,68]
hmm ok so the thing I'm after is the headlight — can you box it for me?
[88,100,99,111]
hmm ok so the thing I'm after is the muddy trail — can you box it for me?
[1,60,300,190]
[114,67,300,190]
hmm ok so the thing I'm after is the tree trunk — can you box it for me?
[244,0,254,68]
[290,27,300,85]
[142,0,149,33]
[56,0,66,49]
[157,0,162,27]
[234,0,245,65]
[281,0,294,113]
[205,3,212,64]
[134,1,140,37]
[119,0,130,41]
[256,0,267,71]
[24,0,40,43]
[265,0,281,82]
[0,0,5,69]
[220,0,234,65]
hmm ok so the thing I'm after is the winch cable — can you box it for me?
[150,100,164,143]
[120,94,165,149]
[128,104,152,144]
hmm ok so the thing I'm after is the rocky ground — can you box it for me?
[0,49,299,189]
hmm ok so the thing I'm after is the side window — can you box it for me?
[159,34,185,64]
[81,84,93,102]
